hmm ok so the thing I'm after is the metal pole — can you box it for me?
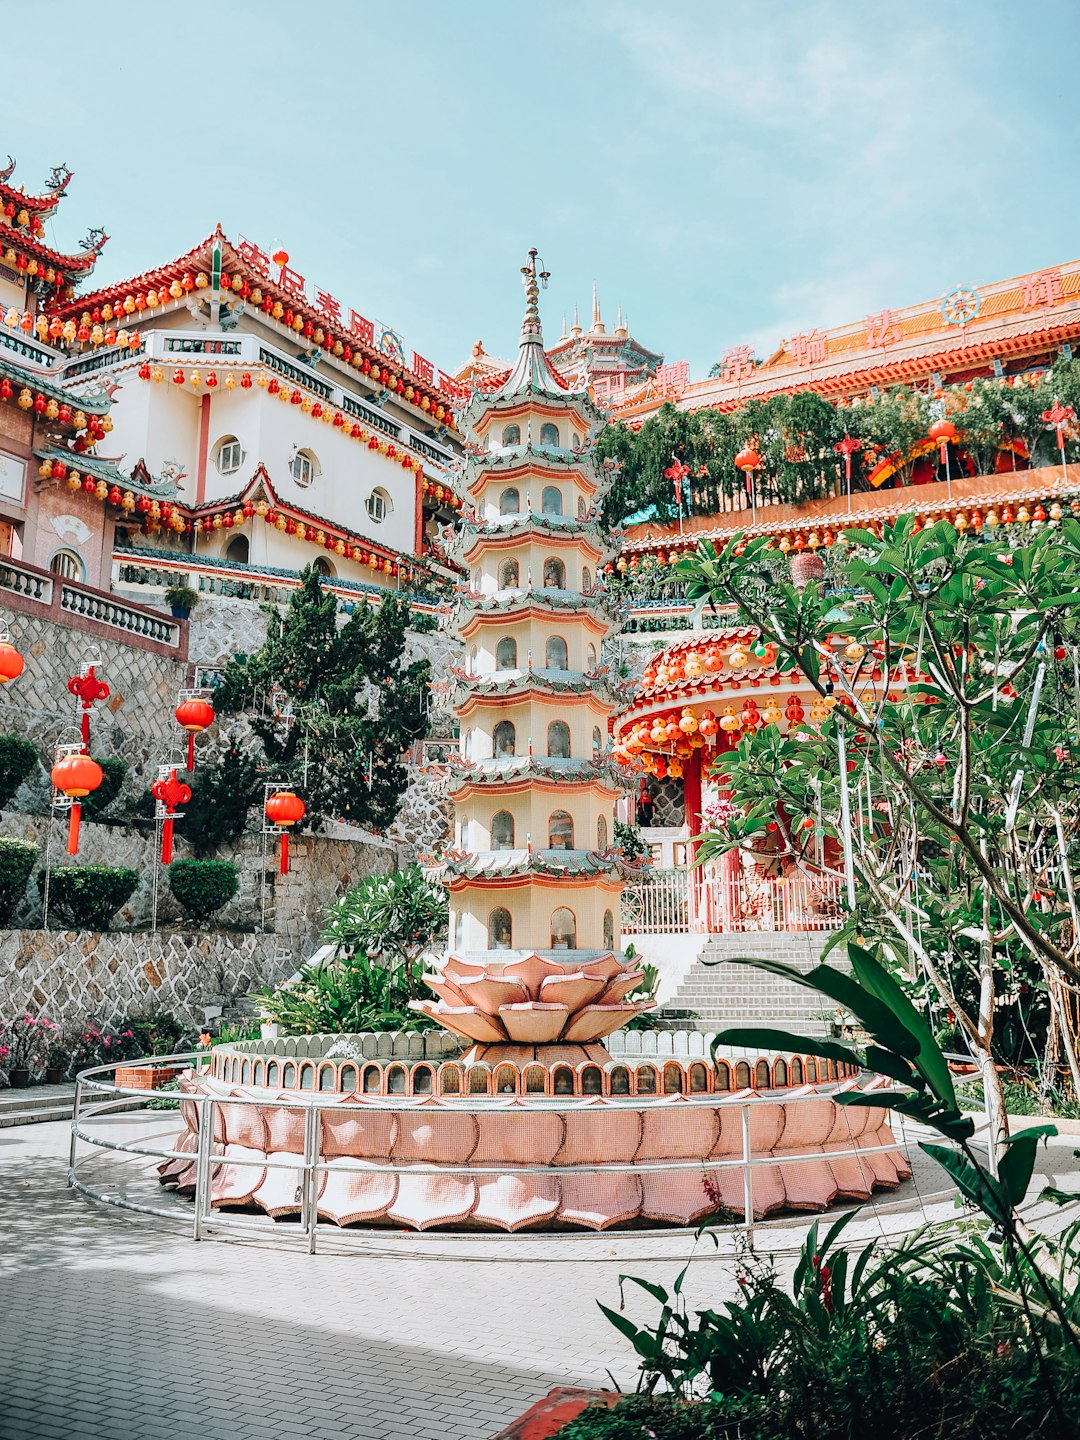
[302,1103,320,1254]
[741,1103,754,1245]
[193,1096,215,1241]
[67,1076,81,1179]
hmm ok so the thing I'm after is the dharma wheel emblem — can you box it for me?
[941,285,982,326]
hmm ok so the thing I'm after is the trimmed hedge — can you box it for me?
[81,757,128,818]
[0,734,37,811]
[48,866,138,931]
[167,859,238,924]
[0,836,39,922]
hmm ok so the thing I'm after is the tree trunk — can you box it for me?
[977,1042,1008,1177]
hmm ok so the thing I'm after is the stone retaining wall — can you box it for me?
[0,928,295,1031]
[0,812,401,947]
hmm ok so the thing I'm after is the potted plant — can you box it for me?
[2,1013,58,1087]
[163,583,199,620]
[44,1036,72,1085]
[112,1007,189,1090]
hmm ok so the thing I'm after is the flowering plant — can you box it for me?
[2,1013,60,1072]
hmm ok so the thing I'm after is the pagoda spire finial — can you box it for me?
[592,282,600,327]
[519,248,550,347]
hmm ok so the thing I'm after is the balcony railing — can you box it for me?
[0,555,184,654]
[112,548,445,620]
[621,868,845,935]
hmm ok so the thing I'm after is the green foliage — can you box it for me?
[163,584,199,615]
[251,950,435,1035]
[176,743,261,856]
[685,518,1080,1075]
[213,567,430,833]
[80,757,127,819]
[0,836,38,922]
[0,734,37,811]
[582,1216,1080,1438]
[597,359,1080,526]
[167,859,239,925]
[47,866,138,931]
[320,865,447,961]
[116,1005,188,1057]
[614,819,649,863]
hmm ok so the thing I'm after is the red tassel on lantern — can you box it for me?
[51,753,103,856]
[265,791,306,875]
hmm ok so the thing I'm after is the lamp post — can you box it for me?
[734,446,761,525]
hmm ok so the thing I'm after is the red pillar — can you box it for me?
[195,393,211,504]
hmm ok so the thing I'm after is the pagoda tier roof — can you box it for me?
[452,668,618,711]
[35,448,177,498]
[0,159,73,216]
[447,755,628,795]
[446,513,617,565]
[457,258,606,433]
[621,462,1080,553]
[47,227,448,419]
[442,847,626,882]
[170,462,442,574]
[611,256,1080,425]
[452,587,618,626]
[0,218,107,278]
[0,354,110,412]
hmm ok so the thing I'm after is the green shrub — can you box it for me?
[251,950,435,1035]
[0,836,38,922]
[0,734,37,811]
[168,858,239,924]
[48,866,138,930]
[176,744,261,856]
[117,1006,188,1057]
[81,757,127,819]
[320,865,447,962]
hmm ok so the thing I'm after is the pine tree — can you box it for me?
[213,567,430,833]
[176,742,261,856]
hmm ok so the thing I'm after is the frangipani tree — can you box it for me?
[680,516,1080,1161]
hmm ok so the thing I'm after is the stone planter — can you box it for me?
[260,1022,280,1040]
[114,1064,181,1091]
[491,1388,620,1439]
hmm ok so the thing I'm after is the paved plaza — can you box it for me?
[1,1113,1076,1440]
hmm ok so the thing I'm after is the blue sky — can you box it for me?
[18,0,1080,380]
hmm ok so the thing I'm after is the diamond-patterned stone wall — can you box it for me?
[0,927,293,1030]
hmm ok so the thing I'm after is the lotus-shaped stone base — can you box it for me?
[410,950,652,1046]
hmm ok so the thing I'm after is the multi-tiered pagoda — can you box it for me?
[413,253,649,1058]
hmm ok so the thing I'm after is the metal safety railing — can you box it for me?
[622,870,846,935]
[68,1053,909,1253]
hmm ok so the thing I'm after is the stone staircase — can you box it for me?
[0,1083,80,1129]
[0,1082,148,1129]
[656,932,842,1038]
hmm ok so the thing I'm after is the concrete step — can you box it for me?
[0,1084,146,1127]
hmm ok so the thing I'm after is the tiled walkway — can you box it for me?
[1,1115,1076,1440]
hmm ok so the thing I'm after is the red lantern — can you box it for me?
[734,447,761,473]
[175,696,215,770]
[0,640,24,684]
[51,752,103,855]
[150,767,192,864]
[265,790,306,875]
[928,418,957,465]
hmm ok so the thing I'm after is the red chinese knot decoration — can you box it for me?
[151,768,192,865]
[67,664,110,747]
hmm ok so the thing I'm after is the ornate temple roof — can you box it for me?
[457,252,607,432]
